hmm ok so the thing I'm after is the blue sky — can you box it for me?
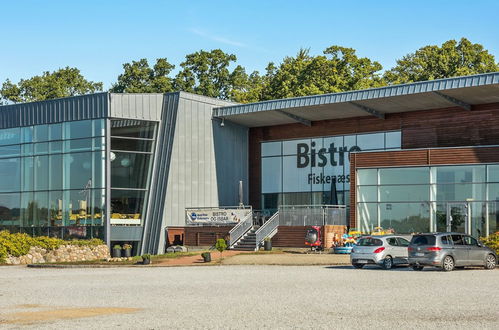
[1,0,498,89]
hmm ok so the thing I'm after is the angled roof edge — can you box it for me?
[213,72,499,117]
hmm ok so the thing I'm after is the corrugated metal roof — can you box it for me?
[213,72,499,127]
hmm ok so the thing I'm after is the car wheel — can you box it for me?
[412,265,424,271]
[485,254,497,270]
[352,263,364,269]
[442,255,455,272]
[382,256,393,270]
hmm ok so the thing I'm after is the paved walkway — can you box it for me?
[222,253,350,265]
[152,250,249,266]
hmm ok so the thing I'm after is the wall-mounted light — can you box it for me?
[220,118,225,127]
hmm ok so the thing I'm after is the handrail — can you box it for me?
[229,211,253,247]
[255,211,279,249]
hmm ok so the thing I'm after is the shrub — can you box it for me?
[0,230,106,263]
[215,238,227,252]
[122,244,132,250]
[142,254,151,260]
[481,232,499,254]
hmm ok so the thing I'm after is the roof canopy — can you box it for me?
[213,72,499,127]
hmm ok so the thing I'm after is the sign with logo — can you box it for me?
[261,131,401,195]
[186,208,251,225]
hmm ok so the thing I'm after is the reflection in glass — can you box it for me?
[0,158,21,192]
[436,165,485,184]
[111,138,153,152]
[64,120,94,140]
[111,189,145,224]
[49,123,62,140]
[379,185,429,202]
[49,190,63,226]
[0,127,21,146]
[33,192,49,227]
[0,145,20,158]
[35,155,49,190]
[379,167,429,185]
[379,202,430,233]
[34,125,49,142]
[111,120,155,139]
[0,193,20,225]
[111,152,151,189]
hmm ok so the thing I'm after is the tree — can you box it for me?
[0,67,103,103]
[384,38,499,84]
[215,238,227,262]
[174,49,242,100]
[110,58,175,93]
[258,46,384,100]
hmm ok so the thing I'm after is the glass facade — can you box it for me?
[109,120,156,226]
[357,164,499,236]
[261,131,401,212]
[0,120,105,239]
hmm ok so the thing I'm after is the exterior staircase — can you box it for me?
[231,226,259,251]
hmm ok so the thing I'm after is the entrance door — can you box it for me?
[446,203,469,234]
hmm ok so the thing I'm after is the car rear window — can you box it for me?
[357,238,383,246]
[410,235,436,246]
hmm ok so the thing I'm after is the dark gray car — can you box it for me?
[408,232,497,271]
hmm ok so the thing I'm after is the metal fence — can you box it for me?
[278,205,346,226]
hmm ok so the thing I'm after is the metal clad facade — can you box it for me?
[0,93,109,129]
[141,92,180,254]
[109,93,163,121]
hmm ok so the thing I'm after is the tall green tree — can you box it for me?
[384,38,499,84]
[110,58,175,93]
[0,67,103,103]
[258,46,384,100]
[174,49,243,100]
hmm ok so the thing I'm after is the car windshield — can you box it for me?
[357,238,382,246]
[411,235,436,246]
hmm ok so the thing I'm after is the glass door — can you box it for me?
[446,203,469,234]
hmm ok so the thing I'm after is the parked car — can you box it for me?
[350,235,411,269]
[408,232,497,272]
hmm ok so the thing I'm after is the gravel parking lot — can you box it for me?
[0,265,498,329]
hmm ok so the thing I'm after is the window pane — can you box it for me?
[21,157,34,191]
[358,186,377,202]
[66,189,91,226]
[48,190,63,226]
[49,154,63,190]
[20,192,34,227]
[487,165,499,183]
[0,144,20,158]
[379,202,430,234]
[436,183,485,201]
[21,127,33,143]
[262,157,282,193]
[64,120,93,139]
[34,142,48,155]
[357,202,377,233]
[91,189,105,226]
[356,133,385,151]
[261,142,282,157]
[34,155,49,190]
[21,144,33,156]
[282,155,310,192]
[436,165,485,184]
[379,185,429,202]
[34,125,49,142]
[111,152,151,189]
[0,158,21,192]
[93,119,105,137]
[379,167,429,185]
[110,120,155,139]
[111,138,153,152]
[111,189,145,225]
[64,138,93,152]
[0,193,20,225]
[64,152,93,190]
[33,191,49,227]
[0,127,21,146]
[49,123,62,140]
[283,139,309,156]
[93,151,105,188]
[357,169,377,185]
[262,193,280,211]
[50,141,63,153]
[385,131,401,149]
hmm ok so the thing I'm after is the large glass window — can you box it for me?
[0,127,21,146]
[379,167,429,185]
[0,193,20,225]
[110,189,146,223]
[111,152,152,189]
[111,120,155,139]
[0,158,21,192]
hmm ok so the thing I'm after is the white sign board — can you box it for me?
[186,208,251,225]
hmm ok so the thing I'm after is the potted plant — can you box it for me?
[264,237,272,251]
[112,244,122,258]
[122,243,132,258]
[141,254,151,265]
[201,252,211,263]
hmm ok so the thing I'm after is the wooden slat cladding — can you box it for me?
[350,146,499,226]
[271,226,310,247]
[183,226,233,246]
[249,103,499,208]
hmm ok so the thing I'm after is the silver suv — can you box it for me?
[351,235,410,269]
[408,232,497,272]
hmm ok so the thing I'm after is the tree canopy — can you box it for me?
[384,38,499,84]
[0,67,103,103]
[110,58,175,93]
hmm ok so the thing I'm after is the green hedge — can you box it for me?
[0,230,105,263]
[481,232,499,254]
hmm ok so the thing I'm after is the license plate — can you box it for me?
[415,253,424,257]
[356,260,368,264]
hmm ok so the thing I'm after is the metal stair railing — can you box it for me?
[229,211,253,248]
[255,211,279,250]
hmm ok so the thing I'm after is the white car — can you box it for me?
[350,235,411,269]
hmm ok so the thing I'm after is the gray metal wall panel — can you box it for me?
[141,92,180,254]
[109,93,163,121]
[0,93,109,129]
[111,226,144,241]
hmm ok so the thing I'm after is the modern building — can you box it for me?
[1,72,499,253]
